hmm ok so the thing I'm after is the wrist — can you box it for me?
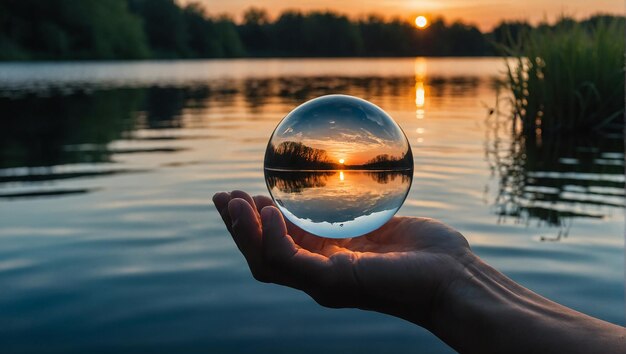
[426,251,485,329]
[428,252,626,354]
[428,252,546,352]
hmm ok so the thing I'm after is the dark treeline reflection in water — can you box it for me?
[266,169,412,193]
[0,87,201,169]
[266,170,336,193]
[1,74,622,228]
[0,76,475,163]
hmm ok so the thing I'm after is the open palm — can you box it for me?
[213,190,472,327]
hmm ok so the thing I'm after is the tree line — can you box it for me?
[0,0,621,60]
[265,169,412,194]
[265,141,336,170]
[0,0,244,60]
[363,152,413,170]
[265,141,413,171]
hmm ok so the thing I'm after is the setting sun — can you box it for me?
[415,15,428,29]
[339,159,345,164]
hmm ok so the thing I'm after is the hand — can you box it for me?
[212,190,473,327]
[213,190,626,353]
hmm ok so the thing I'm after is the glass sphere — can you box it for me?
[264,94,413,238]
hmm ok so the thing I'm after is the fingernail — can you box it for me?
[229,200,242,221]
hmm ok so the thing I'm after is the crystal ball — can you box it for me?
[264,94,413,238]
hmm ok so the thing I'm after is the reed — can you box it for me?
[499,17,625,133]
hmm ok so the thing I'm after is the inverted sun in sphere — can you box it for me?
[415,15,428,29]
[264,94,413,239]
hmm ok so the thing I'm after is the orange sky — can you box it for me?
[181,0,623,31]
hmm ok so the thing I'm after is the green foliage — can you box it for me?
[182,5,245,58]
[0,0,150,60]
[239,8,271,55]
[358,16,417,56]
[242,10,365,57]
[301,12,363,56]
[215,17,246,57]
[491,21,532,47]
[182,4,222,57]
[499,15,625,132]
[0,1,490,60]
[0,2,623,62]
[0,0,245,60]
[128,0,189,58]
[443,22,488,56]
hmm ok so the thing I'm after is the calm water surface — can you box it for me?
[0,58,623,353]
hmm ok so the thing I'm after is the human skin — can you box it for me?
[213,190,626,354]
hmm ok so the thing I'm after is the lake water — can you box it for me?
[0,58,623,353]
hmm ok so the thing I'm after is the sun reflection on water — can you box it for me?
[415,81,425,108]
[414,58,427,143]
[414,58,426,121]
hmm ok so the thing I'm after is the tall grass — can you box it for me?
[500,18,625,133]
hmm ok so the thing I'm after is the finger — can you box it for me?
[231,190,259,219]
[260,206,333,290]
[253,195,274,211]
[228,198,266,280]
[253,195,311,245]
[212,191,233,234]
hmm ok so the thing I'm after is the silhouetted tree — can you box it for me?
[213,15,246,57]
[0,0,149,60]
[0,3,622,60]
[444,21,487,56]
[265,141,337,169]
[359,16,416,56]
[266,10,363,57]
[183,3,220,57]
[491,21,532,48]
[239,8,271,56]
[361,151,413,170]
[128,0,189,58]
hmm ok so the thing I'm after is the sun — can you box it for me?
[339,158,345,164]
[415,15,428,29]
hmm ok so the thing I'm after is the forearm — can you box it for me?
[429,254,626,354]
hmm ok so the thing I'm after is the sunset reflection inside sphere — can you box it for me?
[264,94,413,238]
